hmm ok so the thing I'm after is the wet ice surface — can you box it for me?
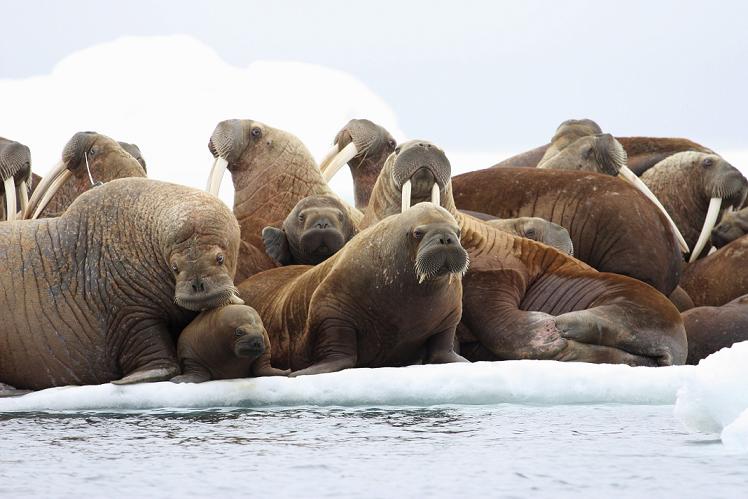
[1,405,745,499]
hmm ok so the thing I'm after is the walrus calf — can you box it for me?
[0,178,242,395]
[172,305,289,383]
[486,217,574,256]
[711,207,748,249]
[239,203,469,376]
[262,195,357,265]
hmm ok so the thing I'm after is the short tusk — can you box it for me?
[322,142,358,183]
[31,170,72,219]
[401,179,412,213]
[228,293,245,305]
[206,157,229,196]
[431,183,440,205]
[24,160,66,219]
[318,144,341,174]
[707,246,717,256]
[18,180,29,214]
[4,177,16,222]
[619,166,690,254]
[689,197,722,263]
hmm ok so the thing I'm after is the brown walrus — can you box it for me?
[23,131,147,219]
[362,140,686,365]
[206,119,363,281]
[172,304,289,383]
[118,141,147,173]
[0,137,32,222]
[683,295,748,364]
[536,119,603,167]
[640,152,748,262]
[0,178,242,395]
[680,234,748,307]
[484,217,574,256]
[262,195,357,266]
[238,203,469,376]
[711,207,748,249]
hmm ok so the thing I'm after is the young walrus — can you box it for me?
[172,305,289,383]
[238,203,470,376]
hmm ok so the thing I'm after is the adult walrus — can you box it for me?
[0,178,242,395]
[172,305,289,383]
[362,140,686,365]
[206,119,363,281]
[680,234,748,307]
[683,295,748,364]
[262,195,357,266]
[238,203,469,376]
[23,131,147,219]
[0,137,32,222]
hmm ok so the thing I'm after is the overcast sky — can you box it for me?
[2,0,747,153]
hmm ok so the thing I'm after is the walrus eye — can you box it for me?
[234,328,244,338]
[251,127,262,138]
[413,229,424,240]
[216,254,224,265]
[525,228,537,238]
[703,158,714,168]
[387,139,396,149]
[298,214,305,223]
[88,146,97,157]
[171,263,179,273]
[394,146,401,154]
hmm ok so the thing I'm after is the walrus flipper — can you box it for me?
[112,367,178,385]
[289,323,358,377]
[261,226,294,266]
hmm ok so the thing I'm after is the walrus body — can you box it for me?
[238,203,468,376]
[0,178,241,393]
[680,235,748,307]
[683,295,748,364]
[364,141,686,366]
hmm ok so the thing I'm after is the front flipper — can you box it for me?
[170,372,211,384]
[0,382,32,398]
[115,321,180,385]
[112,367,178,385]
[289,319,357,377]
[425,327,469,364]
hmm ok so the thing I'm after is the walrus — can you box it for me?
[118,141,147,173]
[206,119,363,281]
[683,295,748,364]
[171,304,289,383]
[0,137,32,222]
[0,178,242,395]
[319,118,397,209]
[680,234,748,307]
[711,207,748,249]
[640,152,748,262]
[238,203,469,376]
[362,140,686,365]
[23,131,147,219]
[536,118,603,166]
[483,217,574,256]
[262,195,357,266]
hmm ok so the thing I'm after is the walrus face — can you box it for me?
[407,207,469,284]
[550,119,603,149]
[390,140,451,211]
[262,195,356,266]
[118,141,147,173]
[320,118,397,182]
[0,137,32,221]
[711,208,748,248]
[490,217,574,255]
[24,132,146,219]
[540,133,627,176]
[216,305,268,359]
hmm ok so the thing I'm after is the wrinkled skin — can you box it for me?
[118,141,147,173]
[680,235,748,307]
[238,204,469,376]
[171,304,289,383]
[711,207,748,248]
[29,132,147,219]
[363,140,687,366]
[640,152,748,258]
[0,178,241,395]
[683,295,748,364]
[206,119,363,281]
[486,217,573,256]
[0,137,32,221]
[538,133,627,177]
[321,118,397,209]
[262,195,357,265]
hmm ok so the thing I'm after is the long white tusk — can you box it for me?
[24,160,66,219]
[318,144,341,174]
[19,180,29,215]
[31,170,72,219]
[690,197,722,263]
[3,178,16,222]
[619,166,690,254]
[322,142,358,183]
[206,157,229,196]
[431,182,440,205]
[401,179,412,213]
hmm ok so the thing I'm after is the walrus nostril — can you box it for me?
[314,220,331,229]
[191,278,205,293]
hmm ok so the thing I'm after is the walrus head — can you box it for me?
[390,140,451,212]
[208,304,268,359]
[539,133,627,176]
[262,195,357,266]
[24,131,146,219]
[118,141,147,173]
[711,207,748,249]
[0,137,32,221]
[488,217,574,256]
[540,118,603,163]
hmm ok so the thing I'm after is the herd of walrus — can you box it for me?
[1,117,747,396]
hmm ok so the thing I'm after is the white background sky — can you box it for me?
[1,0,747,202]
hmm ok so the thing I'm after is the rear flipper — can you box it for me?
[113,367,179,385]
[0,382,32,398]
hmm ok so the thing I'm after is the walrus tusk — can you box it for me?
[618,166,690,254]
[31,170,72,220]
[206,157,229,196]
[318,144,341,174]
[431,182,440,205]
[690,197,722,263]
[322,142,358,183]
[24,160,66,219]
[228,293,245,305]
[3,177,16,221]
[401,179,412,212]
[19,180,29,214]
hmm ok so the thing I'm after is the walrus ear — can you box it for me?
[262,226,293,266]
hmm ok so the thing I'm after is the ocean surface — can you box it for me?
[1,404,745,499]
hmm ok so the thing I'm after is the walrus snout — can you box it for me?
[234,330,266,358]
[414,223,469,283]
[172,248,241,311]
[392,141,451,190]
[299,228,346,261]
